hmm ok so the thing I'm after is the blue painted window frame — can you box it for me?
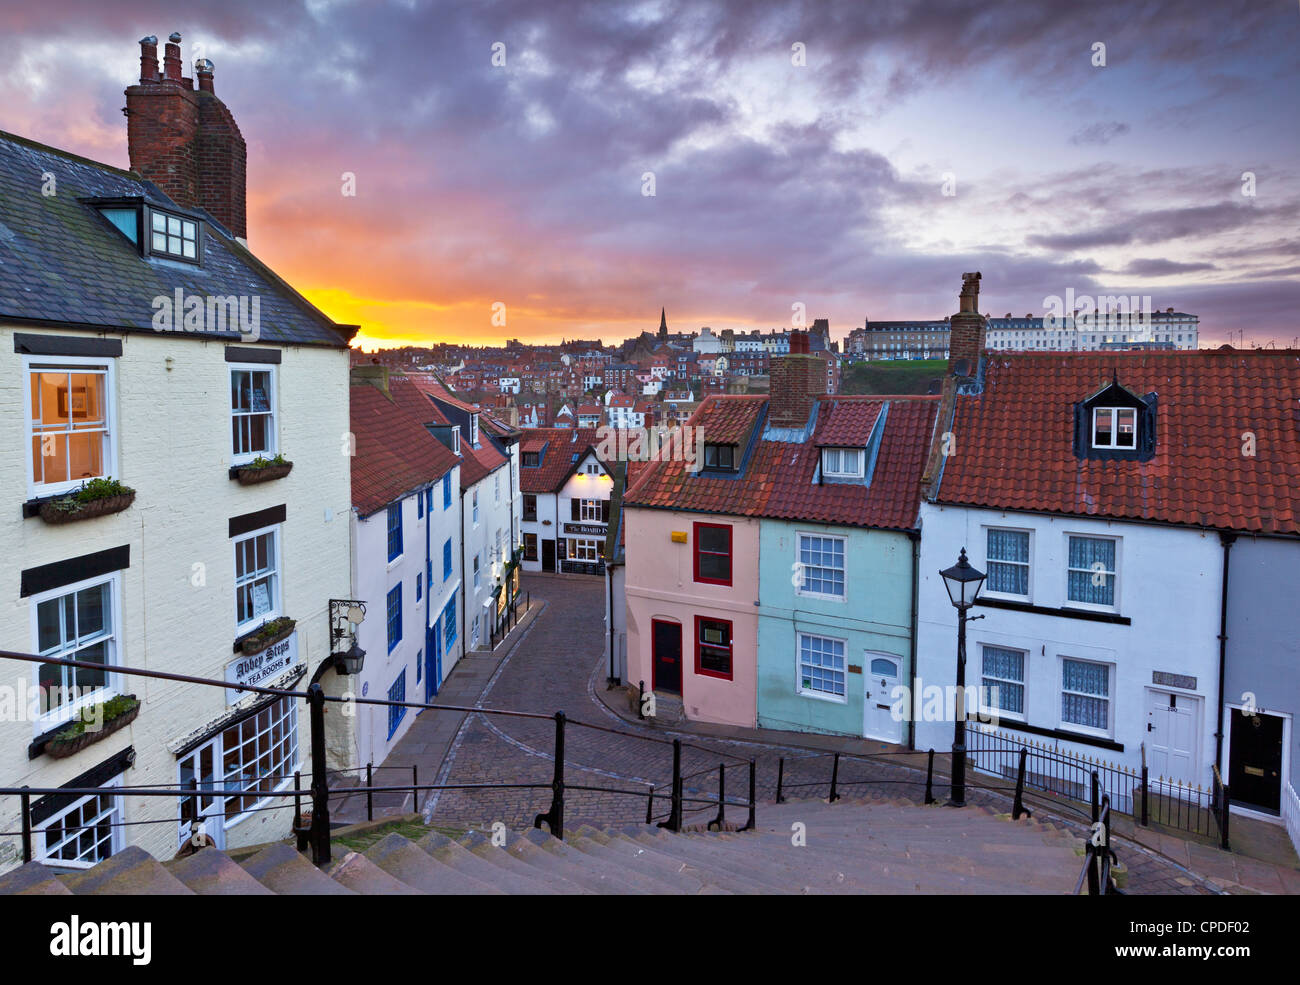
[387,670,406,739]
[387,504,403,561]
[386,584,403,652]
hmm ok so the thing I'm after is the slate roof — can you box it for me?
[934,350,1300,535]
[406,374,509,488]
[0,130,354,347]
[350,376,460,518]
[625,394,938,530]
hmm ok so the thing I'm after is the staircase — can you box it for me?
[0,796,1082,894]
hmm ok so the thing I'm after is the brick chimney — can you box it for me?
[769,330,824,428]
[125,32,248,240]
[947,271,986,378]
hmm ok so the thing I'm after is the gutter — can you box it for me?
[1214,531,1237,774]
[907,529,920,751]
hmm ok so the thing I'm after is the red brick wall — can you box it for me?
[769,354,825,428]
[947,311,986,376]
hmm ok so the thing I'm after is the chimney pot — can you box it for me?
[196,58,214,92]
[138,36,159,84]
[163,37,183,85]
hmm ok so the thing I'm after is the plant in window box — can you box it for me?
[38,477,136,524]
[239,617,296,655]
[45,694,141,759]
[234,453,293,484]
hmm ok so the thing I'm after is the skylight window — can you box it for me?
[148,207,198,261]
[821,447,864,478]
[1092,407,1136,449]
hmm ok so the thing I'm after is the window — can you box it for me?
[442,595,457,649]
[178,696,298,838]
[472,489,479,525]
[33,575,118,729]
[798,633,846,699]
[693,523,732,586]
[38,778,123,868]
[380,503,403,563]
[1061,658,1110,733]
[580,498,603,522]
[416,573,423,602]
[26,360,114,494]
[148,207,198,260]
[980,645,1025,717]
[443,473,452,508]
[473,554,480,590]
[386,584,403,652]
[1092,407,1136,449]
[797,534,845,599]
[986,529,1030,597]
[230,366,275,462]
[569,538,599,562]
[452,427,461,455]
[234,527,279,630]
[494,473,500,505]
[703,444,735,470]
[695,616,733,679]
[470,415,479,445]
[443,538,453,580]
[416,649,422,684]
[821,447,864,478]
[524,533,539,561]
[1067,536,1117,608]
[523,452,540,467]
[523,494,537,522]
[387,670,406,739]
[471,615,480,646]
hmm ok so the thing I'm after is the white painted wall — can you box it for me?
[0,326,351,870]
[915,503,1222,788]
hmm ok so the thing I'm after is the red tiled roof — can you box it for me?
[815,398,884,446]
[350,377,460,517]
[519,427,604,493]
[935,350,1300,535]
[624,394,937,530]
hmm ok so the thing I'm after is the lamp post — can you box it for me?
[939,548,985,807]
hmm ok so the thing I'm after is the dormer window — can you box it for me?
[1092,407,1136,449]
[522,451,540,467]
[821,447,864,478]
[451,425,461,455]
[149,208,198,261]
[469,415,479,445]
[703,444,736,470]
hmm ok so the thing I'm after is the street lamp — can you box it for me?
[939,548,986,807]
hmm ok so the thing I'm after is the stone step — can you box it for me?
[365,832,505,895]
[418,832,560,894]
[328,851,425,894]
[165,847,274,895]
[60,846,193,895]
[506,828,689,894]
[557,829,714,894]
[240,842,354,895]
[624,826,800,894]
[0,862,73,895]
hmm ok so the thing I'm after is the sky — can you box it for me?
[1,0,1298,349]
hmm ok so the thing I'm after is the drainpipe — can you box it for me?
[1214,531,1237,775]
[907,529,920,751]
[460,482,468,657]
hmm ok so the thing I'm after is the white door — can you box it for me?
[863,654,903,744]
[1146,690,1200,785]
[177,740,227,850]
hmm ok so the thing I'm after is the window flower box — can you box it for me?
[38,478,135,525]
[233,455,293,485]
[45,695,140,759]
[239,617,296,656]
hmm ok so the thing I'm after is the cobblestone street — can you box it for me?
[367,571,1228,895]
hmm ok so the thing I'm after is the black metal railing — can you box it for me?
[1074,770,1122,895]
[967,724,1223,841]
[0,646,753,869]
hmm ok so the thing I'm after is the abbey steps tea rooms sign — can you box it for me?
[226,632,300,704]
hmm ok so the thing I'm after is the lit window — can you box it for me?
[26,361,113,493]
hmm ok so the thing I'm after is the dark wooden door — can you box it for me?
[651,620,681,694]
[542,539,556,572]
[1229,709,1283,813]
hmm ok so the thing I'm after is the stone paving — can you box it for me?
[336,571,1300,895]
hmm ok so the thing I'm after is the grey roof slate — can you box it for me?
[0,130,354,348]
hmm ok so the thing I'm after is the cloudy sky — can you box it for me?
[2,0,1298,348]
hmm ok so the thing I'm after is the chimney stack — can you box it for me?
[947,272,986,378]
[769,330,823,428]
[125,32,248,240]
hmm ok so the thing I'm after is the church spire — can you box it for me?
[658,307,668,338]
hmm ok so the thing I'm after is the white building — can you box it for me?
[519,428,613,574]
[346,370,462,771]
[0,64,354,869]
